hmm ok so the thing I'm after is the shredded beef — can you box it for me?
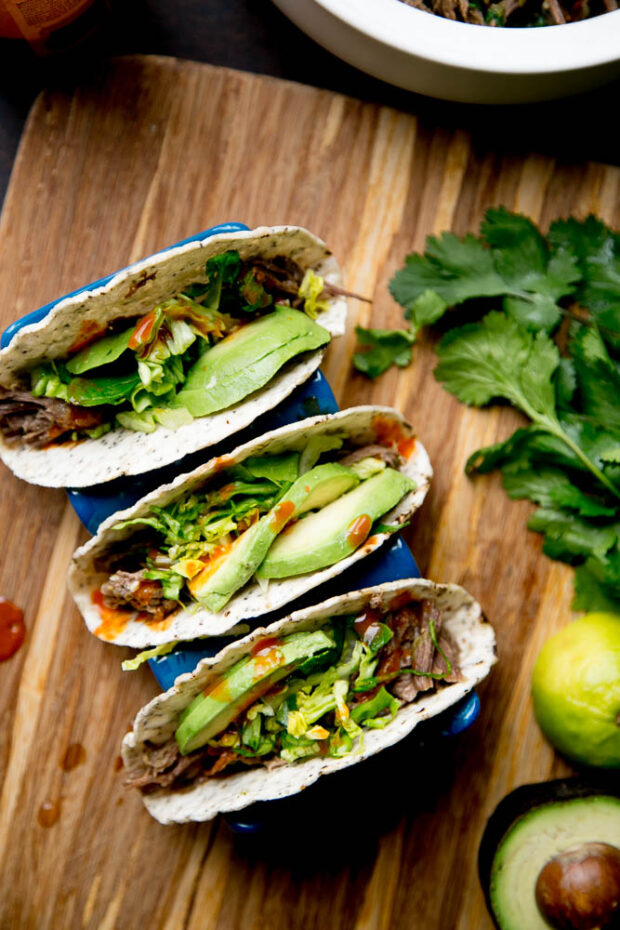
[125,738,260,792]
[376,600,461,702]
[101,570,177,622]
[248,259,368,308]
[432,629,463,684]
[339,444,402,469]
[397,0,612,24]
[0,389,104,448]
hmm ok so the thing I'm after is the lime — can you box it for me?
[532,612,620,769]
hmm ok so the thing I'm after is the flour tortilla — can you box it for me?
[121,577,496,825]
[0,226,346,487]
[69,406,433,648]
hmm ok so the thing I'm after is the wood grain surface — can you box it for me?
[0,55,619,930]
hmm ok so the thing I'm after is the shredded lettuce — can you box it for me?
[299,434,343,474]
[121,641,177,671]
[349,457,386,480]
[236,452,300,487]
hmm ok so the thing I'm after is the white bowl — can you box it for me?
[273,0,620,103]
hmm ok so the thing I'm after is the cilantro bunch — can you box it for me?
[354,209,620,612]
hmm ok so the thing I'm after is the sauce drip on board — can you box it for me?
[37,800,61,828]
[60,743,86,772]
[0,597,26,661]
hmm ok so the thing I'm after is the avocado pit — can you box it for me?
[535,842,620,930]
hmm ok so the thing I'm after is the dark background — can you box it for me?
[0,0,618,209]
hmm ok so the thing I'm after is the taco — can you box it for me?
[121,577,496,824]
[0,226,346,487]
[69,407,432,648]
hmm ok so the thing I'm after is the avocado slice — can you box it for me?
[257,468,415,579]
[176,628,334,754]
[174,307,330,417]
[480,781,620,930]
[190,462,360,612]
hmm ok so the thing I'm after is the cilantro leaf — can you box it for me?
[501,464,616,518]
[555,357,576,409]
[389,232,503,311]
[482,208,580,330]
[390,207,578,332]
[466,427,575,476]
[577,549,620,604]
[548,215,620,348]
[435,311,558,417]
[527,507,618,563]
[408,289,447,330]
[571,324,620,431]
[573,562,620,613]
[353,326,415,378]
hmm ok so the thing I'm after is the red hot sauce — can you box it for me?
[0,597,25,661]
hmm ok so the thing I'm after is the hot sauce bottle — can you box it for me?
[0,0,111,54]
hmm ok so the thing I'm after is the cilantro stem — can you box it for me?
[516,398,620,502]
[494,375,620,503]
[545,420,620,502]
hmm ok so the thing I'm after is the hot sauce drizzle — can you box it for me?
[251,637,285,678]
[92,589,130,641]
[128,310,158,350]
[0,597,26,661]
[68,320,106,354]
[353,608,383,640]
[203,676,233,703]
[346,514,372,549]
[371,414,417,460]
[269,500,295,532]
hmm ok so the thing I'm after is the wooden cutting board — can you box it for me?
[0,55,618,930]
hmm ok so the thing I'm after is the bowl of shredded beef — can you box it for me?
[272,0,620,102]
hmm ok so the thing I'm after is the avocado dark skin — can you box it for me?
[478,777,620,930]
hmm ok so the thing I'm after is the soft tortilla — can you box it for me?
[69,406,433,648]
[0,226,346,487]
[121,577,497,825]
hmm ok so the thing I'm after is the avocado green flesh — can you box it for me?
[174,307,330,417]
[490,796,620,930]
[175,629,334,754]
[191,463,359,612]
[257,468,415,579]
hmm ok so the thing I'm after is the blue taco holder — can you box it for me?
[2,222,481,833]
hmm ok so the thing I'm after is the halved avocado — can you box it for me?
[174,306,330,417]
[479,778,620,930]
[176,628,334,754]
[257,468,415,579]
[190,462,359,611]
